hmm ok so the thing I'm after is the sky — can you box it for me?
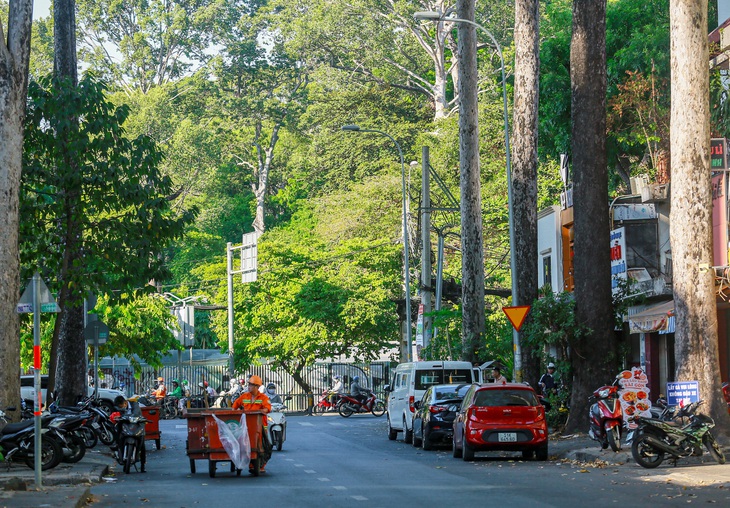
[33,0,50,20]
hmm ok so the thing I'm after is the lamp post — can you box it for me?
[414,11,520,380]
[341,125,413,362]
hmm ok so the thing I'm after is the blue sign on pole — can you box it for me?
[666,380,700,406]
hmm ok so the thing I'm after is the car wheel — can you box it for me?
[452,434,462,458]
[521,449,534,460]
[422,427,433,451]
[462,435,475,461]
[535,445,549,461]
[387,415,398,441]
[403,417,413,444]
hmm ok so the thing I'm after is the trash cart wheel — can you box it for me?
[208,460,216,478]
[236,469,242,477]
[189,459,196,474]
[230,462,236,472]
[155,438,161,450]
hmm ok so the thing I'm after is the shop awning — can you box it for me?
[628,300,675,334]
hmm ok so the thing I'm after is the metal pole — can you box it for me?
[32,273,42,487]
[434,232,445,340]
[227,242,235,374]
[420,147,432,353]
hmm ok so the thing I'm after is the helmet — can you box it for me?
[547,362,556,369]
[182,379,188,385]
[248,375,263,386]
[333,375,341,380]
[266,383,276,391]
[198,382,205,388]
[157,377,164,382]
[353,376,360,382]
[172,379,179,385]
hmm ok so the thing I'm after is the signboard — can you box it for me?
[617,367,652,429]
[173,305,195,347]
[83,320,109,345]
[666,380,699,406]
[240,232,259,283]
[502,305,530,332]
[16,275,59,314]
[610,227,627,295]
[711,138,728,170]
[415,304,424,347]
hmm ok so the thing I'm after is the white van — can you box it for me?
[384,361,480,442]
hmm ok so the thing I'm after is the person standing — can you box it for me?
[233,375,272,473]
[491,367,508,385]
[539,363,558,395]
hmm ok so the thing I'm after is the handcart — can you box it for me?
[140,405,161,450]
[183,408,208,474]
[202,410,269,477]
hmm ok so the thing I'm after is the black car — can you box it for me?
[412,383,472,450]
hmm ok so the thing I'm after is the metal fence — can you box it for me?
[97,361,395,413]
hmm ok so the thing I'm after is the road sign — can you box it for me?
[666,380,699,406]
[16,274,59,313]
[84,320,109,345]
[502,305,531,332]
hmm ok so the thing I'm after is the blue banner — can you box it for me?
[666,380,699,406]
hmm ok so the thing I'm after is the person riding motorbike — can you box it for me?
[265,383,283,404]
[178,380,191,411]
[169,380,183,398]
[109,395,133,464]
[199,381,217,407]
[329,375,344,405]
[233,375,272,473]
[349,376,371,405]
[151,377,166,402]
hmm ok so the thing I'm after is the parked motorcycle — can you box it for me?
[631,400,726,468]
[338,392,386,417]
[588,376,624,451]
[114,413,149,474]
[0,409,63,470]
[50,397,116,447]
[46,413,87,463]
[268,401,288,451]
[312,390,343,414]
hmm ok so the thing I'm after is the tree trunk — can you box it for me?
[512,0,540,386]
[456,0,485,362]
[564,0,616,434]
[670,0,730,439]
[0,0,33,422]
[51,0,85,406]
[251,123,280,235]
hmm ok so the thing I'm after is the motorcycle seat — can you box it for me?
[1,419,35,434]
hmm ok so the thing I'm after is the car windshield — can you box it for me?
[414,370,472,390]
[434,385,471,402]
[474,389,538,407]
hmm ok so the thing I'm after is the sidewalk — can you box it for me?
[0,448,114,508]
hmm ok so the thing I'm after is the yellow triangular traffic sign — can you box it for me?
[502,305,531,332]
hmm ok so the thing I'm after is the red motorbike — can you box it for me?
[338,392,386,418]
[588,377,623,452]
[312,391,343,415]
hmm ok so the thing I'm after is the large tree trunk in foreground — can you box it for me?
[512,0,540,386]
[0,0,33,422]
[456,0,485,362]
[564,0,616,434]
[670,0,730,440]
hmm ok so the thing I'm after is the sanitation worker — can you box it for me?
[233,375,272,473]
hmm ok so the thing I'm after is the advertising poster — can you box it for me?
[617,367,652,429]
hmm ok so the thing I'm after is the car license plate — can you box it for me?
[498,432,517,443]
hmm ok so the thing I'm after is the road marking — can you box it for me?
[351,496,368,501]
[333,486,347,491]
[284,458,295,461]
[328,422,345,427]
[304,470,316,474]
[294,463,304,467]
[175,425,187,429]
[317,478,331,482]
[298,422,314,427]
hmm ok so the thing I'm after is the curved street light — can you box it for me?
[341,125,413,362]
[414,11,520,379]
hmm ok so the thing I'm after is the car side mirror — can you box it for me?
[384,384,391,392]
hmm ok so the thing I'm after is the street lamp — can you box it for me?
[341,124,413,362]
[414,11,520,379]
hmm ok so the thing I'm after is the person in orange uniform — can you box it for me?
[233,375,272,473]
[152,377,166,402]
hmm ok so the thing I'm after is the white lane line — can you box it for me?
[328,422,345,427]
[175,425,187,429]
[333,486,347,491]
[294,463,304,467]
[317,478,331,482]
[351,496,368,501]
[298,422,314,427]
[304,470,316,474]
[284,458,295,462]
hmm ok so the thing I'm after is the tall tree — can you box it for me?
[457,0,484,362]
[670,0,730,436]
[512,0,540,385]
[0,0,33,422]
[565,0,615,433]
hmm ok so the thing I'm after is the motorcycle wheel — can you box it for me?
[631,433,664,469]
[371,401,386,417]
[607,424,622,452]
[62,434,86,464]
[703,433,726,464]
[99,424,115,446]
[312,404,323,415]
[339,404,354,418]
[79,427,98,449]
[273,430,283,451]
[25,435,63,471]
[123,442,134,474]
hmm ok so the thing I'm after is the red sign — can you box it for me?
[502,306,531,332]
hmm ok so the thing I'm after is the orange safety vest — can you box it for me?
[232,391,271,413]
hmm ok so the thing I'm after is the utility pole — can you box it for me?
[420,147,432,353]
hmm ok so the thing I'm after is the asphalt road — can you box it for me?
[88,414,730,507]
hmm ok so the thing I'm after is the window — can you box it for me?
[542,255,552,288]
[414,369,472,390]
[474,389,539,407]
[434,384,471,402]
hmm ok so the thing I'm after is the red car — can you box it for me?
[452,383,549,461]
